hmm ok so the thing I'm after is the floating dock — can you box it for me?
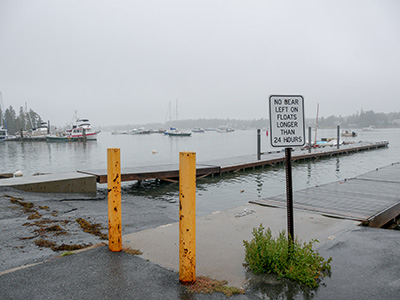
[78,141,389,183]
[251,162,400,228]
[0,141,389,197]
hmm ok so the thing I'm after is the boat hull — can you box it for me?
[46,135,70,142]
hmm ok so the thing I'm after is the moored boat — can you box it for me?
[216,125,234,133]
[0,126,7,141]
[341,130,357,137]
[362,125,375,131]
[168,130,192,137]
[66,118,100,141]
[46,134,70,142]
[30,121,49,139]
[192,127,205,133]
[129,127,151,135]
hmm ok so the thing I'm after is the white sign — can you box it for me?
[269,95,305,147]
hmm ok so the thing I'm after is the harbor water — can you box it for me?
[1,128,398,215]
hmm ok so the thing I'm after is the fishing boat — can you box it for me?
[66,118,100,141]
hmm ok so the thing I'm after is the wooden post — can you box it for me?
[308,126,312,153]
[337,125,340,149]
[82,128,87,142]
[179,152,196,284]
[107,148,122,252]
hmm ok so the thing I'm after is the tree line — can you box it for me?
[316,110,400,128]
[2,104,400,134]
[0,106,43,135]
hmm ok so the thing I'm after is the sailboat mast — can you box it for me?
[175,98,178,122]
[169,101,172,123]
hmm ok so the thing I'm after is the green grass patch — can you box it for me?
[243,224,332,288]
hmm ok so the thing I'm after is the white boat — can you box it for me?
[168,130,192,137]
[341,130,357,137]
[216,125,234,133]
[192,127,205,133]
[163,126,191,136]
[129,127,151,135]
[362,125,375,131]
[66,118,100,141]
[0,126,7,141]
[29,121,49,139]
[164,127,176,135]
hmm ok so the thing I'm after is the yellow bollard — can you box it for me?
[179,152,196,283]
[107,148,122,252]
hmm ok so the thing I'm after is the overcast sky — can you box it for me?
[1,0,400,127]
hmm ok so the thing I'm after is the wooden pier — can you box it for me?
[251,162,400,228]
[78,141,389,184]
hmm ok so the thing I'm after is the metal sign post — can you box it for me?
[269,95,305,246]
[285,148,294,244]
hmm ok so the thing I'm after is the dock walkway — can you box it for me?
[251,162,400,228]
[78,141,388,183]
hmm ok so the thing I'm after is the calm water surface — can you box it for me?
[1,128,398,215]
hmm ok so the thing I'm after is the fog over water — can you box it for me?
[1,0,400,127]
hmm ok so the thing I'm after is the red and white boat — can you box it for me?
[66,118,100,140]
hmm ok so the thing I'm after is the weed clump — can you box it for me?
[243,224,332,288]
[34,238,90,251]
[9,197,36,213]
[185,276,244,297]
[35,239,56,248]
[27,211,42,220]
[52,244,88,251]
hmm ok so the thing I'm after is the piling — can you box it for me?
[308,127,312,153]
[337,125,340,149]
[107,148,122,252]
[82,128,87,142]
[179,152,196,283]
